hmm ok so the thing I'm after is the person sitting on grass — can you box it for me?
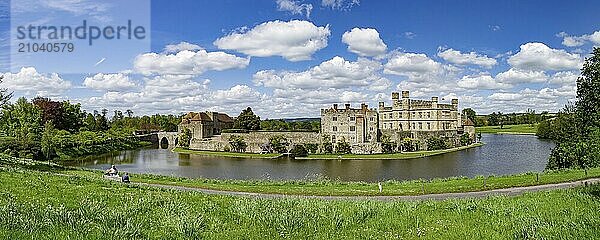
[105,165,118,176]
[121,172,130,183]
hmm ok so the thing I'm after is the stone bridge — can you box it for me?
[136,131,179,149]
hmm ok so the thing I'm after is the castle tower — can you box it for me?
[451,98,458,110]
[402,90,410,110]
[431,96,438,109]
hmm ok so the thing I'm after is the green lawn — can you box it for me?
[303,143,484,160]
[4,154,600,197]
[476,124,538,134]
[173,147,282,158]
[1,161,599,239]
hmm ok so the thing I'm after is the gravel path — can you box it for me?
[133,178,600,201]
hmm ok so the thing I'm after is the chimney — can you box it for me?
[378,101,385,109]
[402,91,410,99]
[333,104,338,110]
[432,97,438,108]
[345,103,350,110]
[451,99,459,110]
[431,97,438,102]
[391,92,399,100]
[361,103,368,111]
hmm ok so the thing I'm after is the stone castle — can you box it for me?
[321,91,474,151]
[179,91,475,154]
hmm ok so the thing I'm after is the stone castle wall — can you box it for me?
[189,131,320,153]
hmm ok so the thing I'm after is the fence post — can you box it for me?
[483,177,486,190]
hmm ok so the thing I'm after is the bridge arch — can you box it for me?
[160,137,169,149]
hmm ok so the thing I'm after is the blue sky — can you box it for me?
[1,0,599,118]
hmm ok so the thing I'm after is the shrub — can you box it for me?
[290,144,308,157]
[228,135,247,153]
[426,137,448,151]
[381,135,396,153]
[460,133,472,146]
[304,143,318,154]
[269,135,289,153]
[335,138,351,154]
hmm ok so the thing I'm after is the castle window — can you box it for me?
[427,112,431,118]
[427,123,431,129]
[332,135,336,142]
[419,112,422,118]
[350,117,355,121]
[369,127,373,131]
[332,126,337,132]
[412,123,415,129]
[332,116,337,121]
[419,123,422,129]
[350,126,356,131]
[389,113,393,118]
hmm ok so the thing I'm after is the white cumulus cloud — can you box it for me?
[437,48,497,68]
[495,68,547,84]
[163,42,202,53]
[342,28,387,57]
[214,20,330,61]
[508,42,582,71]
[457,75,511,90]
[276,0,312,18]
[253,56,389,90]
[1,67,72,97]
[83,73,136,91]
[133,49,250,75]
[558,31,600,47]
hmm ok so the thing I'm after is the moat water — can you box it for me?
[68,134,555,182]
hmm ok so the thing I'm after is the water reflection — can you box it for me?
[68,134,555,182]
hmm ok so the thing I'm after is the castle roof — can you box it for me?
[462,118,475,126]
[181,111,233,124]
[216,113,234,123]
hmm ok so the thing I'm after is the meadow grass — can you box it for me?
[4,154,600,197]
[1,165,599,239]
[476,124,538,134]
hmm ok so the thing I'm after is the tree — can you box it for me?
[304,143,318,154]
[460,133,471,146]
[381,135,395,153]
[228,135,247,152]
[462,108,476,124]
[290,144,308,157]
[545,48,600,170]
[41,121,57,160]
[335,137,351,154]
[178,128,191,148]
[320,134,333,153]
[0,75,13,108]
[576,47,600,138]
[233,107,261,130]
[269,135,289,153]
[0,97,43,158]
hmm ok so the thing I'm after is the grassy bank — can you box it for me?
[476,124,538,134]
[4,154,599,197]
[173,147,282,158]
[1,162,599,239]
[302,143,484,160]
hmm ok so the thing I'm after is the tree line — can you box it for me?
[0,86,182,160]
[536,47,600,170]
